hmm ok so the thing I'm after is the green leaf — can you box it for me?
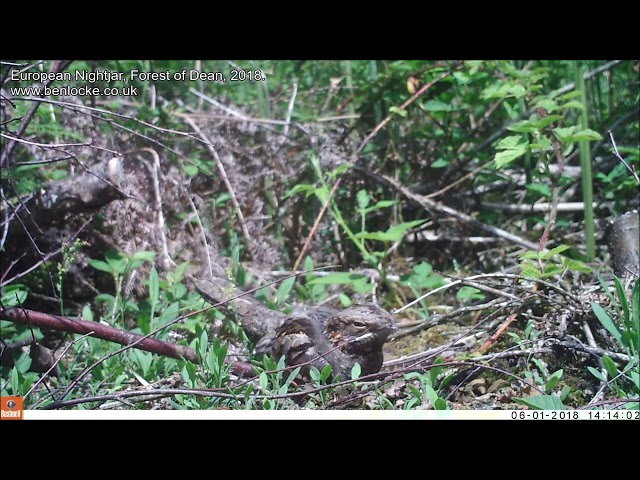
[413,261,433,277]
[534,115,562,129]
[351,277,374,294]
[11,367,20,395]
[314,186,330,204]
[276,276,295,306]
[14,353,32,374]
[366,200,396,212]
[285,184,315,198]
[601,355,618,379]
[496,135,527,150]
[570,128,602,141]
[81,305,93,322]
[406,384,422,400]
[525,182,550,197]
[433,398,448,410]
[534,98,558,113]
[545,369,563,394]
[280,367,301,394]
[561,258,592,273]
[183,165,198,177]
[559,101,584,110]
[389,106,407,117]
[494,147,527,168]
[545,244,571,258]
[198,329,209,360]
[431,159,449,168]
[591,303,622,344]
[259,372,269,392]
[320,364,333,383]
[1,285,28,306]
[587,366,605,381]
[133,350,152,377]
[309,366,321,382]
[421,100,454,112]
[354,219,426,242]
[356,189,370,210]
[338,293,352,307]
[351,363,361,380]
[507,120,537,133]
[513,394,565,410]
[88,259,113,274]
[553,126,576,141]
[131,251,156,263]
[181,362,197,387]
[158,302,180,327]
[520,262,542,279]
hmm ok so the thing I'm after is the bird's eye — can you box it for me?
[353,321,367,329]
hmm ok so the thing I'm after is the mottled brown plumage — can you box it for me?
[256,304,396,380]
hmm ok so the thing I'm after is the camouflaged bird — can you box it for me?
[255,303,397,380]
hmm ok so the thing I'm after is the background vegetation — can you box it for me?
[1,60,638,411]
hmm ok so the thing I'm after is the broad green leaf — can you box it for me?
[434,398,448,410]
[587,366,605,381]
[553,126,576,141]
[315,186,330,204]
[569,129,603,141]
[88,259,113,274]
[1,285,28,307]
[494,147,527,168]
[320,364,333,382]
[82,305,93,322]
[276,276,296,305]
[309,366,321,382]
[183,165,198,177]
[131,251,156,262]
[431,159,449,168]
[259,372,269,391]
[534,98,558,113]
[507,120,537,133]
[534,115,562,129]
[525,182,550,197]
[421,100,454,112]
[351,363,361,380]
[158,302,180,327]
[496,135,526,150]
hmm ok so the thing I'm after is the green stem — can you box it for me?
[573,61,595,262]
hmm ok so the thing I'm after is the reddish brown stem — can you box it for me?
[0,307,255,377]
